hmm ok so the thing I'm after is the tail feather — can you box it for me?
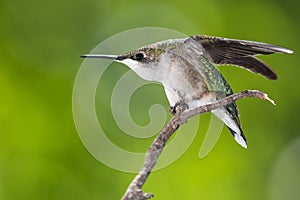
[212,108,247,148]
[225,102,248,148]
[227,126,247,149]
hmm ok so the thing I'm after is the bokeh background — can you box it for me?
[0,0,299,199]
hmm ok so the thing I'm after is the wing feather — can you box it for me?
[192,35,293,80]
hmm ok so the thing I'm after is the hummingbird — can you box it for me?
[81,35,293,148]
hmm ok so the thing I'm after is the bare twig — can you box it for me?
[121,90,274,200]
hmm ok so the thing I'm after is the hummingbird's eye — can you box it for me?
[133,52,145,61]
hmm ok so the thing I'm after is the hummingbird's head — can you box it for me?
[117,46,163,65]
[118,47,159,62]
[81,46,166,81]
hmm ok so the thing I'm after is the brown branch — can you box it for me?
[121,90,275,200]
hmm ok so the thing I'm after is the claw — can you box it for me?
[169,102,189,115]
[169,105,177,115]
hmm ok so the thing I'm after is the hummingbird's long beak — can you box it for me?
[80,54,118,60]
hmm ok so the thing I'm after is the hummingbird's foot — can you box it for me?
[169,102,189,115]
[169,105,177,115]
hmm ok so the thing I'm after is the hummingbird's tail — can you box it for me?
[212,108,247,148]
[227,126,247,149]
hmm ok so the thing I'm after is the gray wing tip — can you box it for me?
[275,47,293,54]
[192,34,294,54]
[261,44,294,54]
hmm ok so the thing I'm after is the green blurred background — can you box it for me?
[0,0,299,199]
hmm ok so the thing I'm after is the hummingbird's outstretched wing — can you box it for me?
[192,35,293,80]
